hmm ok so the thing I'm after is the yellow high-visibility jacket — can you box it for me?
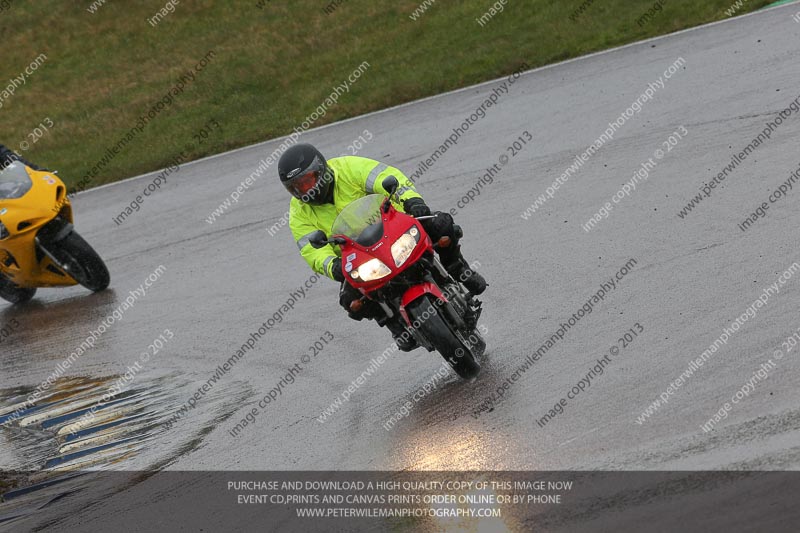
[289,156,422,280]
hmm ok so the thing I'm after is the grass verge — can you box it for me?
[0,0,775,190]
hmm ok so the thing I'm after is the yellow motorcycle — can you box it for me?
[0,162,109,304]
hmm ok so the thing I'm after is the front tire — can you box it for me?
[40,231,110,292]
[0,274,36,304]
[406,294,481,380]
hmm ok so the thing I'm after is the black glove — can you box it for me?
[330,257,345,283]
[422,212,456,242]
[403,197,431,218]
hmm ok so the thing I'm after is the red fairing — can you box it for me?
[398,282,448,326]
[339,205,432,292]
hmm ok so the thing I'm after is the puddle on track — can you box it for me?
[0,374,250,530]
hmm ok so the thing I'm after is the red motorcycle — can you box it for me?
[310,177,486,379]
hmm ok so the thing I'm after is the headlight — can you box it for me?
[391,227,420,267]
[357,258,392,281]
[0,221,8,240]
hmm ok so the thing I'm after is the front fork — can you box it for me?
[35,216,73,246]
[398,256,482,333]
[425,255,482,331]
[34,216,74,274]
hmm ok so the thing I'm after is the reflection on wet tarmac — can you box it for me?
[0,374,249,530]
[0,376,175,473]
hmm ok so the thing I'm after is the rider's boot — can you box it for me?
[384,319,418,352]
[441,245,487,295]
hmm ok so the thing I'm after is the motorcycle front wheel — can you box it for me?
[40,230,110,292]
[406,294,481,380]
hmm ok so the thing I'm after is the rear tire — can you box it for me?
[407,295,481,380]
[41,231,110,292]
[0,274,36,304]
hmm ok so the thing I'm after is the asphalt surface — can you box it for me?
[2,3,800,531]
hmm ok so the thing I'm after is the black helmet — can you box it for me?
[278,143,334,205]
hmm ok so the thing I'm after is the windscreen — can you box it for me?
[0,162,33,200]
[331,194,385,239]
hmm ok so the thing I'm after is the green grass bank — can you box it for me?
[0,0,775,190]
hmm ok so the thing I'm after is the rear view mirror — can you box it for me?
[309,230,328,249]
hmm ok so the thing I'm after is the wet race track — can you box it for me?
[2,4,800,531]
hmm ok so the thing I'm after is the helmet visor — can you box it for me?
[285,169,322,200]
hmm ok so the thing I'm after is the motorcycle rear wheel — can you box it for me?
[407,294,481,380]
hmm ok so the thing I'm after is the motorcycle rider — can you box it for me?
[279,143,486,351]
[0,144,44,170]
